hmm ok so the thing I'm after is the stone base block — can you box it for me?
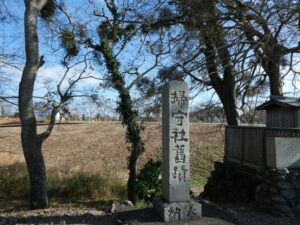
[153,196,202,222]
[266,137,300,169]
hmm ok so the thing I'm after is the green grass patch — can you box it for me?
[190,146,223,189]
[135,200,151,208]
[190,175,208,188]
[0,165,126,204]
[0,166,29,199]
[48,173,106,199]
[48,172,127,200]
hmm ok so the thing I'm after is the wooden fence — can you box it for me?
[225,126,300,168]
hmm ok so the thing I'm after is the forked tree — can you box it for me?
[19,0,90,209]
[19,0,50,209]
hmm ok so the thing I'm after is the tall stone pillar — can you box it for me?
[153,81,202,222]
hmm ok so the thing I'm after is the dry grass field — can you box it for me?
[0,121,224,209]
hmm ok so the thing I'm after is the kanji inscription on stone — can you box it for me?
[153,81,201,222]
[162,80,190,202]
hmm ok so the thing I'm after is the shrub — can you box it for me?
[136,159,162,202]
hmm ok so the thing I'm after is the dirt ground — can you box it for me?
[0,200,237,225]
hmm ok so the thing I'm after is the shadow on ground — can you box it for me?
[0,202,237,225]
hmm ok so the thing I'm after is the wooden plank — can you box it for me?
[243,127,264,166]
[225,127,243,161]
[297,110,300,128]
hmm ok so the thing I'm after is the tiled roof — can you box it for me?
[256,96,300,110]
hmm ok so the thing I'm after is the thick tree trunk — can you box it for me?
[203,50,239,126]
[199,1,239,125]
[215,45,239,125]
[220,88,239,125]
[269,74,283,96]
[261,51,283,96]
[19,0,48,209]
[21,133,48,209]
[203,38,239,126]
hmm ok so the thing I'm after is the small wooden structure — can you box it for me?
[256,96,300,128]
[225,96,300,169]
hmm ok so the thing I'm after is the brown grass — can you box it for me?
[0,118,20,125]
[0,118,48,125]
[0,122,224,201]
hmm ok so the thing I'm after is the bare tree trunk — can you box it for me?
[203,40,239,126]
[261,49,283,96]
[214,37,239,125]
[269,71,283,96]
[21,134,48,209]
[221,88,239,125]
[19,0,48,209]
[200,1,240,126]
[127,143,139,203]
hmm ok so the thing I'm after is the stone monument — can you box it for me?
[153,81,202,222]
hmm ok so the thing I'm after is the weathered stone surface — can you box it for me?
[111,200,134,213]
[153,197,202,222]
[286,175,297,183]
[266,137,300,169]
[291,171,299,176]
[280,189,296,202]
[272,175,286,181]
[279,168,290,175]
[154,81,201,222]
[264,168,277,177]
[161,81,190,202]
[276,181,293,189]
[255,167,300,217]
